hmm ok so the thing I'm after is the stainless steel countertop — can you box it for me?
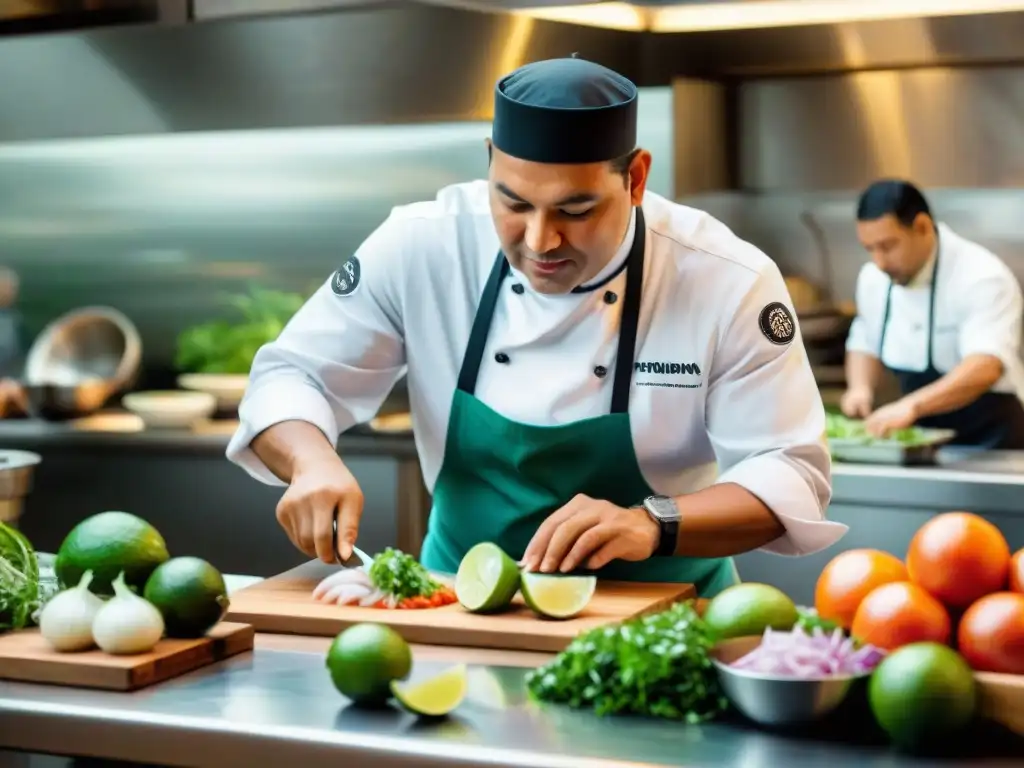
[0,648,1018,768]
[0,414,418,457]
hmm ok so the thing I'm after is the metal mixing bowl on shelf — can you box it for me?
[710,635,871,728]
[22,306,141,420]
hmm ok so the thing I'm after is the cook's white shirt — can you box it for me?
[847,222,1024,401]
[227,181,848,557]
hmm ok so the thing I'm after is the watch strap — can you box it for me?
[642,495,679,557]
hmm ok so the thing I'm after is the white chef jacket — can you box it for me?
[847,222,1024,401]
[226,180,848,557]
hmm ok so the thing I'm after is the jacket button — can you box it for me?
[594,365,607,378]
[495,352,510,364]
[604,291,618,304]
[512,283,525,295]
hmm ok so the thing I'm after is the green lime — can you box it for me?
[391,664,467,717]
[55,511,169,597]
[702,583,798,640]
[143,556,229,638]
[455,542,521,613]
[326,623,412,706]
[520,572,596,619]
[869,642,978,751]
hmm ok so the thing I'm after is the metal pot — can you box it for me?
[0,449,40,525]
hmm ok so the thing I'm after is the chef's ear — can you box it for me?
[485,138,493,167]
[911,211,933,236]
[625,148,652,206]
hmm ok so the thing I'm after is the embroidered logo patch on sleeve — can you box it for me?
[331,256,361,297]
[759,302,796,345]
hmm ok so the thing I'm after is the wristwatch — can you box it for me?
[641,494,680,557]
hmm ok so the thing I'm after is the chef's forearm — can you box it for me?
[669,483,785,558]
[845,351,883,394]
[250,420,342,483]
[905,354,1004,418]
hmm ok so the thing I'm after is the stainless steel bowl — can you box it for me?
[711,635,870,728]
[24,306,141,390]
[0,449,41,525]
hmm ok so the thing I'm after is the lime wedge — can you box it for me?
[391,665,468,717]
[520,572,596,619]
[455,542,521,613]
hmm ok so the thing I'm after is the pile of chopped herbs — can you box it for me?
[0,522,46,632]
[368,547,443,601]
[524,600,729,723]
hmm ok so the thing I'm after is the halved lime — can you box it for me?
[520,572,597,619]
[455,542,521,613]
[391,665,468,717]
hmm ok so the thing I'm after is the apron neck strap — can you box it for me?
[879,233,940,370]
[457,207,647,417]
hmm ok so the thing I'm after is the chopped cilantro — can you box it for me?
[368,547,441,600]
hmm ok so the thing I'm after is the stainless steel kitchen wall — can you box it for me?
[0,89,674,384]
[686,65,1024,310]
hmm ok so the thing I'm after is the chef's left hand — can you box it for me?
[521,494,659,574]
[864,397,920,438]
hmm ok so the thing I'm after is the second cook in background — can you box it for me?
[226,57,847,598]
[842,179,1024,448]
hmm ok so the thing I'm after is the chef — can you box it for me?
[226,56,847,597]
[842,179,1024,448]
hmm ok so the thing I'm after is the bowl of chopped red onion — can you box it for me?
[710,626,887,727]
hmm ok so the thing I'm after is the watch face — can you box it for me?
[646,495,680,521]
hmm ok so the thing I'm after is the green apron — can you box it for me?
[419,207,739,597]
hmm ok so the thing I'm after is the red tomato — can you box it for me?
[851,581,952,651]
[957,592,1024,675]
[907,512,1011,609]
[815,549,908,630]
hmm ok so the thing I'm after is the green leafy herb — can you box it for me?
[368,548,442,600]
[524,600,729,723]
[175,285,307,375]
[795,606,841,634]
[825,412,930,446]
[0,522,42,632]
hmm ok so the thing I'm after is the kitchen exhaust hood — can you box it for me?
[0,1,183,36]
[3,0,1024,143]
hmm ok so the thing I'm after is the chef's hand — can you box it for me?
[521,494,660,574]
[840,386,874,419]
[275,456,364,564]
[864,397,920,438]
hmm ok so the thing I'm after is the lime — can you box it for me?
[55,511,169,597]
[702,583,798,639]
[144,556,229,638]
[326,623,412,706]
[520,572,596,619]
[455,542,521,613]
[869,642,978,751]
[391,664,468,717]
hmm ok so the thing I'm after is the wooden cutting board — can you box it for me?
[976,671,1024,736]
[225,561,695,653]
[0,622,254,691]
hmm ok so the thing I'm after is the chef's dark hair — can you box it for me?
[856,179,932,228]
[487,143,639,185]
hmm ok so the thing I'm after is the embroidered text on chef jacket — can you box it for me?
[847,222,1024,402]
[226,181,848,557]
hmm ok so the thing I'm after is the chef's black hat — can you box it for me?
[492,56,638,165]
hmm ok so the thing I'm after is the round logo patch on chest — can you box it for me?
[331,257,362,297]
[758,302,796,345]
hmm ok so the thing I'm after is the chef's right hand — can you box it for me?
[839,387,874,419]
[275,456,365,564]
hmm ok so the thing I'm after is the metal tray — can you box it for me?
[828,428,957,466]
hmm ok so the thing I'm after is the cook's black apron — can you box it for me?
[878,245,1024,449]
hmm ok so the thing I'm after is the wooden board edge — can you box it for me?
[975,671,1024,736]
[0,623,256,693]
